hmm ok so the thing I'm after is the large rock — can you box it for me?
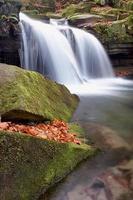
[69,14,103,27]
[0,64,79,121]
[0,129,95,199]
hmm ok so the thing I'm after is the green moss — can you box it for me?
[0,130,95,199]
[127,1,133,11]
[62,3,91,18]
[112,0,133,10]
[94,0,106,6]
[93,18,133,43]
[0,64,79,122]
[128,14,133,26]
[46,12,62,19]
[23,9,40,15]
[69,123,84,137]
[69,13,102,21]
[69,123,89,144]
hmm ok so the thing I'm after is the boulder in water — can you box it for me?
[0,64,79,122]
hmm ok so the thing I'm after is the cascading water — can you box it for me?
[20,13,82,84]
[50,19,114,80]
[19,13,133,140]
[20,13,114,86]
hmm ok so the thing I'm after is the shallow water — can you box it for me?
[69,78,133,144]
[41,78,133,200]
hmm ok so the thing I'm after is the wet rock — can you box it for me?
[0,64,79,122]
[80,123,131,150]
[0,0,22,65]
[60,164,132,200]
[118,159,133,190]
[0,0,21,17]
[0,0,22,37]
[69,14,103,27]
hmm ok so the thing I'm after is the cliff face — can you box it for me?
[0,0,22,66]
[0,0,133,69]
[62,1,133,68]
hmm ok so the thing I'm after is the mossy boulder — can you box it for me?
[0,130,95,199]
[128,15,133,34]
[69,14,103,27]
[0,64,79,121]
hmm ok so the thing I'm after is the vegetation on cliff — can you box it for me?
[19,0,133,45]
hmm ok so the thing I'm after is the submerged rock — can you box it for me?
[0,64,79,122]
[0,130,95,199]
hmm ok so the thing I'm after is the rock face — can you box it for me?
[21,0,56,13]
[0,0,22,66]
[0,0,21,17]
[64,2,133,69]
[0,130,94,200]
[0,64,79,122]
[89,17,133,68]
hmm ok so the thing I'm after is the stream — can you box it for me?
[40,79,133,200]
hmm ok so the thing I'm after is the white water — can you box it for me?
[50,19,114,80]
[20,13,133,97]
[20,13,82,84]
[20,13,114,85]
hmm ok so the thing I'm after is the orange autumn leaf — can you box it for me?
[0,120,81,145]
[0,122,10,130]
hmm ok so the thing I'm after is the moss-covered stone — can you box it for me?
[0,64,79,122]
[114,0,133,11]
[91,6,133,21]
[69,122,89,144]
[62,3,92,18]
[69,13,103,26]
[0,130,95,200]
[92,17,133,44]
[46,12,62,19]
[127,14,133,34]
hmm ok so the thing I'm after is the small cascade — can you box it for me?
[50,19,114,80]
[20,13,114,86]
[20,13,82,84]
[67,28,114,79]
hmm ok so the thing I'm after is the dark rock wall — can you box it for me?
[0,0,22,66]
[107,43,133,68]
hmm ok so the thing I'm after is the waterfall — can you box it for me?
[20,13,114,85]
